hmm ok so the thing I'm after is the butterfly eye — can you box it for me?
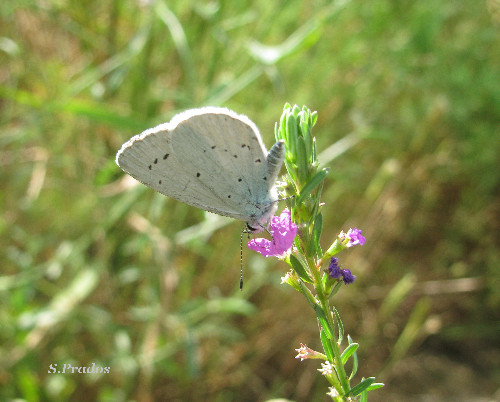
[246,223,259,232]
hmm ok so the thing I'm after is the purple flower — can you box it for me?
[328,257,342,279]
[248,209,297,258]
[327,257,356,285]
[339,227,366,247]
[340,268,356,284]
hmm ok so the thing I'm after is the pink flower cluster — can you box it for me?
[248,209,297,258]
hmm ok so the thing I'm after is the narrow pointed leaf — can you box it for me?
[296,136,308,185]
[278,109,288,142]
[311,110,318,126]
[348,335,358,380]
[314,304,334,340]
[341,343,359,365]
[332,306,344,344]
[312,137,317,163]
[308,212,323,257]
[298,280,318,309]
[329,280,343,298]
[320,329,335,362]
[290,255,313,283]
[296,168,329,206]
[365,383,385,391]
[286,112,298,160]
[349,377,376,397]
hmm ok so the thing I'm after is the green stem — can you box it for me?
[308,256,350,396]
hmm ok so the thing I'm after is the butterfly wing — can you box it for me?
[116,107,279,223]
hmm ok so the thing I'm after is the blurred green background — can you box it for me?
[1,0,499,401]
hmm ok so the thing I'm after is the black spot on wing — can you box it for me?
[163,153,169,160]
[196,172,201,177]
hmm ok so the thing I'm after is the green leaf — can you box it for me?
[341,342,359,365]
[314,304,334,340]
[365,383,385,391]
[348,335,359,380]
[298,280,318,309]
[296,168,329,206]
[332,306,344,344]
[299,108,314,158]
[274,121,280,142]
[286,111,298,160]
[290,255,313,284]
[320,329,335,362]
[312,137,317,164]
[311,110,318,126]
[349,377,376,397]
[279,106,290,142]
[308,212,323,257]
[284,159,298,184]
[296,135,308,185]
[309,177,324,221]
[329,280,343,298]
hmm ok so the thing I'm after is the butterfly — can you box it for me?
[116,107,285,232]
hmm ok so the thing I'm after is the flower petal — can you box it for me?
[248,209,297,258]
[346,228,366,247]
[248,237,275,257]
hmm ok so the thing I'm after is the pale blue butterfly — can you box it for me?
[116,107,285,233]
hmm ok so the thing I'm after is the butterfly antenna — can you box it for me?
[240,228,244,290]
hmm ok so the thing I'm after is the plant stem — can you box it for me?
[307,256,350,396]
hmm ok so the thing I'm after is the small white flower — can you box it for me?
[326,386,339,397]
[281,271,292,284]
[318,360,333,375]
